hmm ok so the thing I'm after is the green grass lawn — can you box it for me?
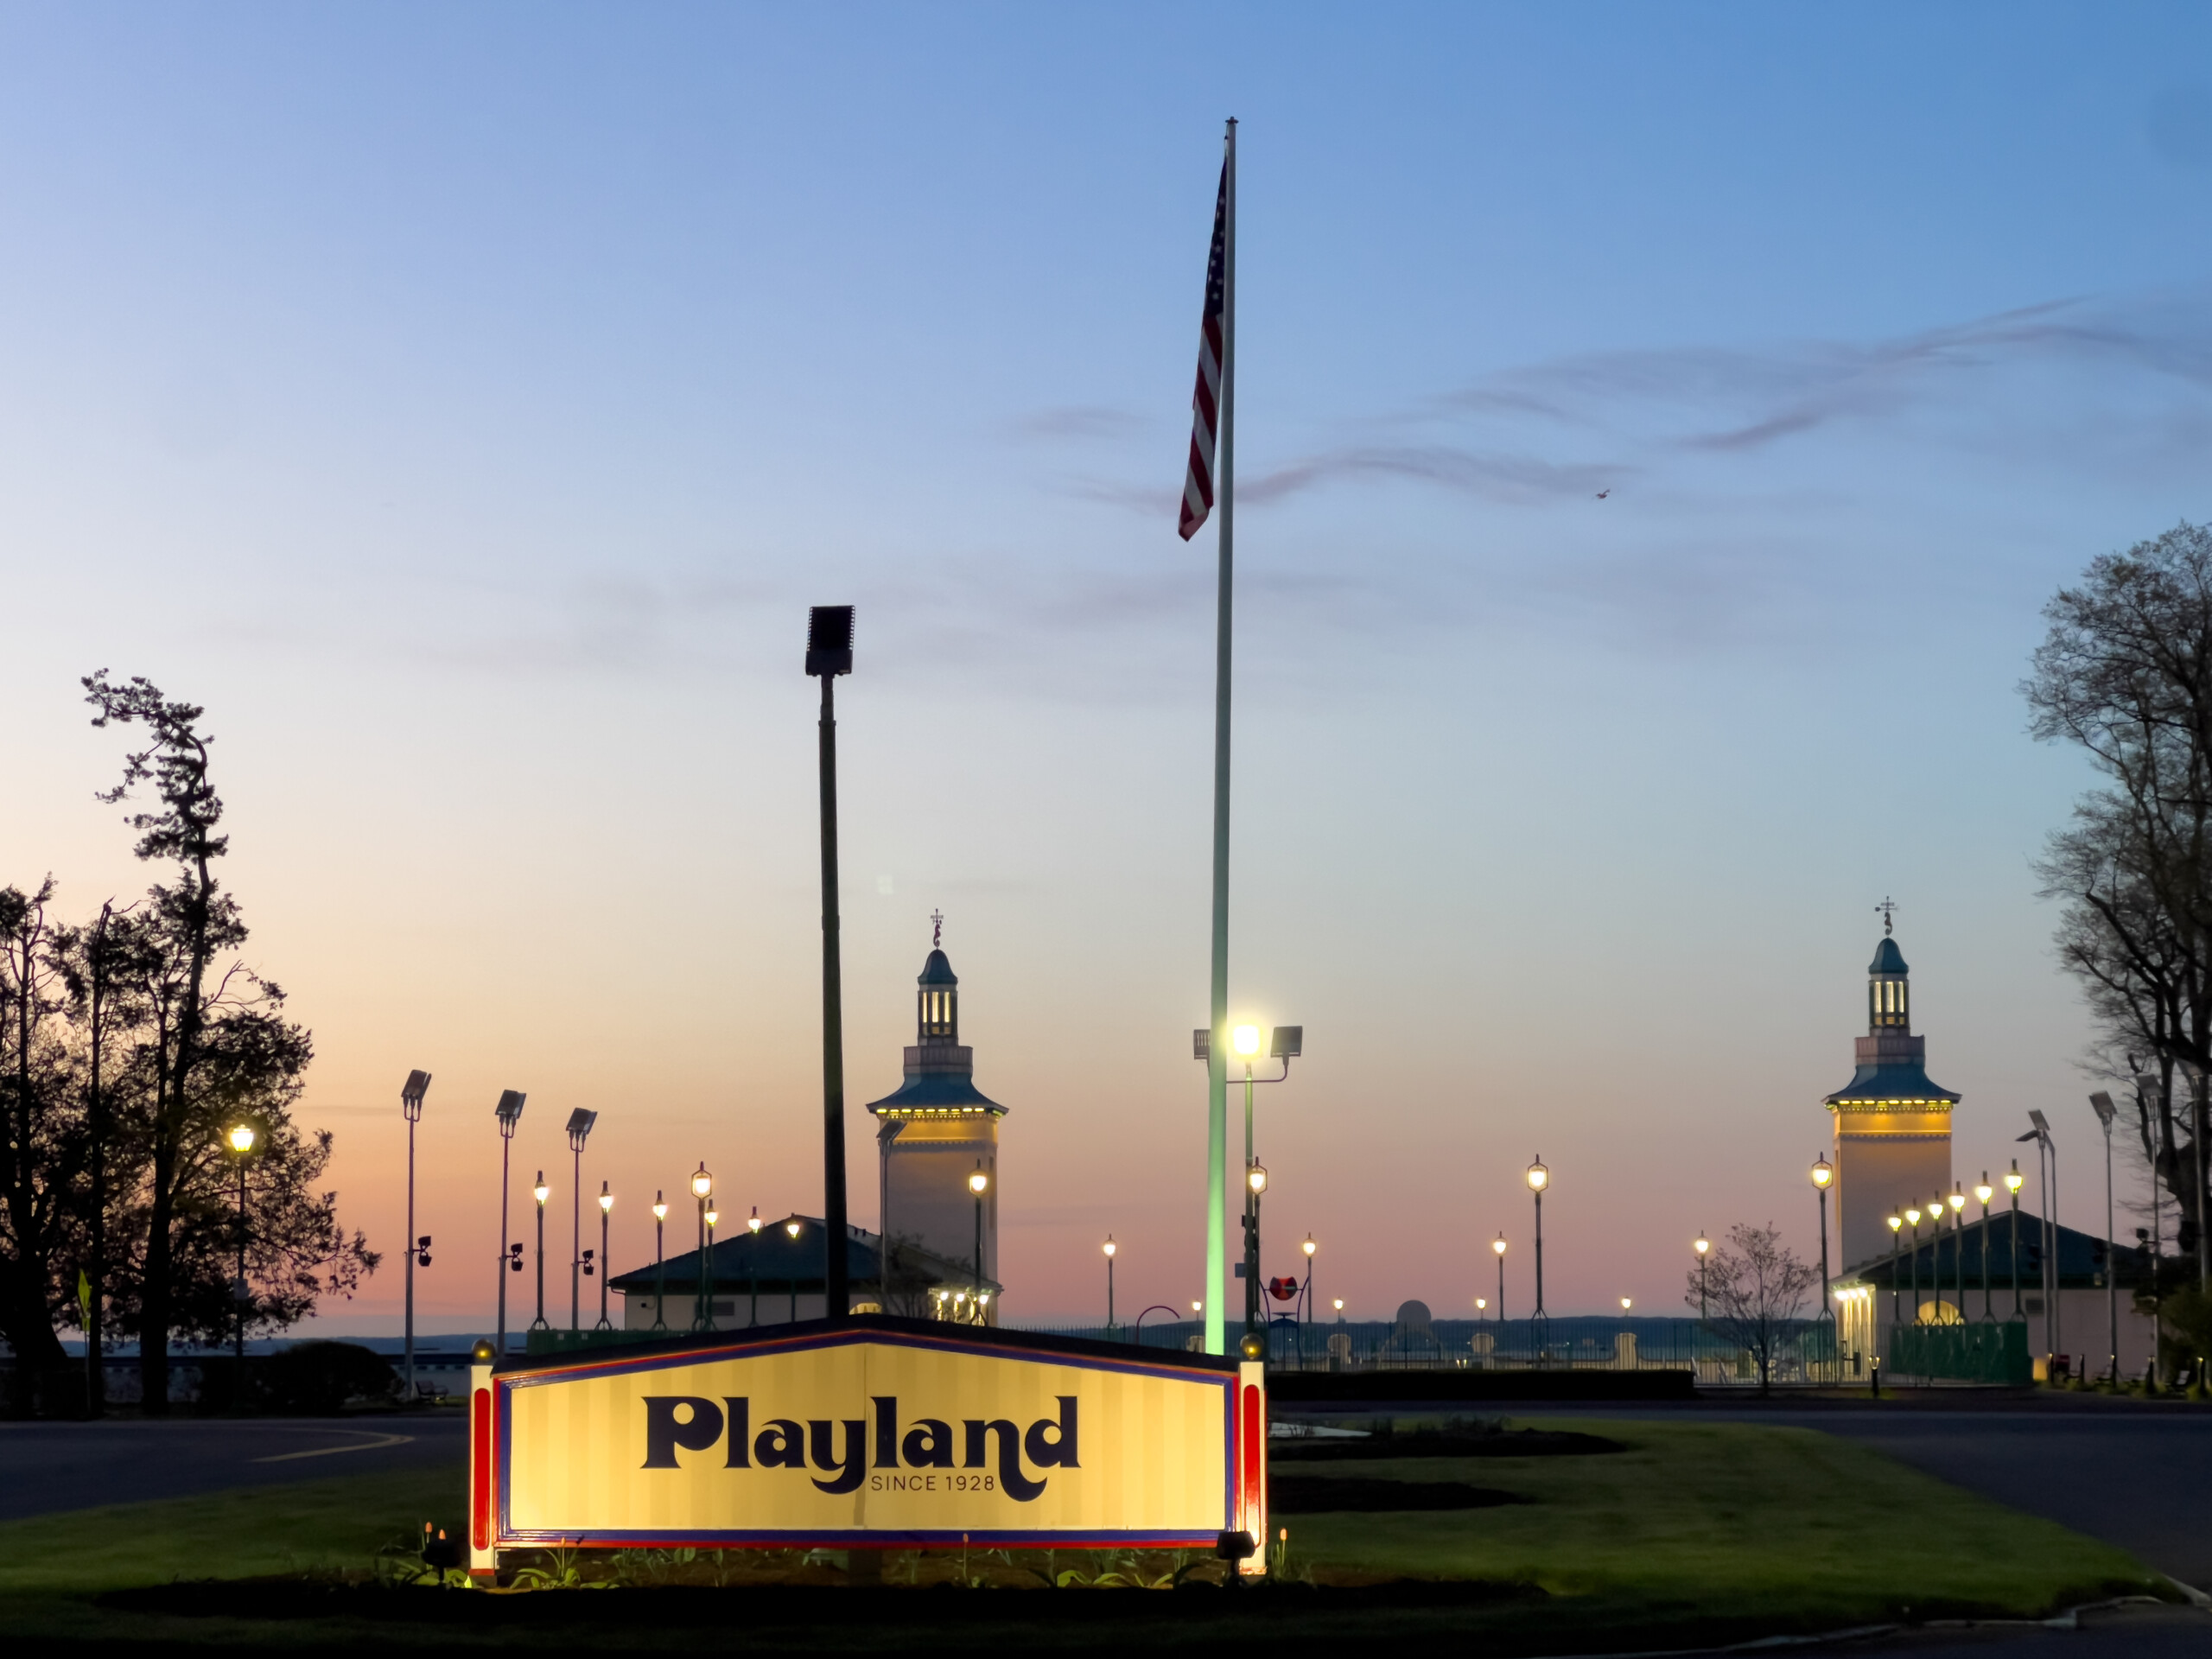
[0,1420,2171,1653]
[1278,1416,2164,1633]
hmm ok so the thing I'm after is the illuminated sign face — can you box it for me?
[477,1321,1263,1551]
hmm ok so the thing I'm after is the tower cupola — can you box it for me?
[918,948,958,1044]
[1868,936,1910,1031]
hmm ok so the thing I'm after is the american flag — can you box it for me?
[1178,160,1229,542]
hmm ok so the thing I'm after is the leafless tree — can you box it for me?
[1684,1223,1818,1394]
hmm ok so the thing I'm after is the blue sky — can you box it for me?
[3,4,2209,1327]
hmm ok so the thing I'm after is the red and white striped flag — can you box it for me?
[1178,161,1230,541]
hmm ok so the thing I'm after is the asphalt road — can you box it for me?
[0,1414,467,1522]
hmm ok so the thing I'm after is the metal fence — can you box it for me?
[1010,1315,1840,1383]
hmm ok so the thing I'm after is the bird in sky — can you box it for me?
[1594,489,1611,499]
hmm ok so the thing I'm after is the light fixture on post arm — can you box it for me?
[493,1090,525,1357]
[2088,1091,2120,1383]
[690,1164,713,1332]
[594,1182,613,1331]
[398,1071,430,1400]
[1527,1156,1550,1363]
[531,1173,550,1331]
[652,1192,668,1332]
[1974,1175,1994,1321]
[226,1123,257,1367]
[1211,1022,1300,1358]
[1810,1157,1834,1379]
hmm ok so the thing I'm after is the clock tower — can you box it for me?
[1824,918,1960,1270]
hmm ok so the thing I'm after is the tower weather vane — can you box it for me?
[931,909,944,950]
[1876,897,1897,937]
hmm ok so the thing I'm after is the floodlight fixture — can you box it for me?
[2088,1090,2117,1127]
[805,605,855,677]
[1192,1028,1211,1062]
[401,1070,431,1122]
[495,1090,525,1137]
[1232,1025,1261,1058]
[565,1109,598,1152]
[1269,1026,1302,1060]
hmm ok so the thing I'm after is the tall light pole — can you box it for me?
[806,604,855,1325]
[652,1192,668,1332]
[1494,1234,1509,1326]
[399,1071,430,1399]
[2020,1110,2057,1363]
[1886,1215,1904,1327]
[1300,1234,1317,1351]
[594,1181,613,1331]
[1974,1175,1994,1321]
[1103,1236,1116,1337]
[1527,1156,1550,1362]
[2005,1161,2024,1319]
[690,1164,713,1332]
[1905,1205,1923,1325]
[531,1173,550,1331]
[1811,1157,1834,1378]
[1694,1233,1711,1377]
[1948,1185,1967,1321]
[493,1090,525,1357]
[226,1123,256,1366]
[565,1109,598,1333]
[2089,1091,2120,1383]
[969,1164,989,1322]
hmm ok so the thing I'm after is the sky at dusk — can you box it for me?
[5,4,2212,1332]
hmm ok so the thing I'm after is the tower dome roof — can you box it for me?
[918,949,957,986]
[1869,937,1908,976]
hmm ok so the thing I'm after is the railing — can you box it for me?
[1885,1319,2031,1384]
[1009,1316,1845,1383]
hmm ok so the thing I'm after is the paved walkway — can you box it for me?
[0,1414,467,1522]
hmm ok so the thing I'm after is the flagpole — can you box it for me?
[1205,117,1236,1360]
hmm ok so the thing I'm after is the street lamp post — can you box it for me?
[1811,1157,1834,1379]
[1494,1234,1509,1327]
[1905,1205,1923,1324]
[805,605,858,1325]
[1947,1185,1966,1322]
[969,1164,989,1323]
[2005,1161,2024,1319]
[226,1123,256,1365]
[2089,1091,2120,1383]
[1527,1157,1549,1362]
[708,1203,722,1325]
[747,1208,761,1327]
[1243,1161,1268,1358]
[1974,1175,1994,1321]
[1885,1215,1903,1327]
[2020,1111,2058,1363]
[565,1109,598,1334]
[690,1164,713,1332]
[594,1182,613,1331]
[1694,1233,1709,1319]
[1103,1236,1116,1338]
[531,1173,550,1330]
[399,1071,430,1399]
[493,1090,525,1358]
[1300,1235,1317,1360]
[652,1192,668,1331]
